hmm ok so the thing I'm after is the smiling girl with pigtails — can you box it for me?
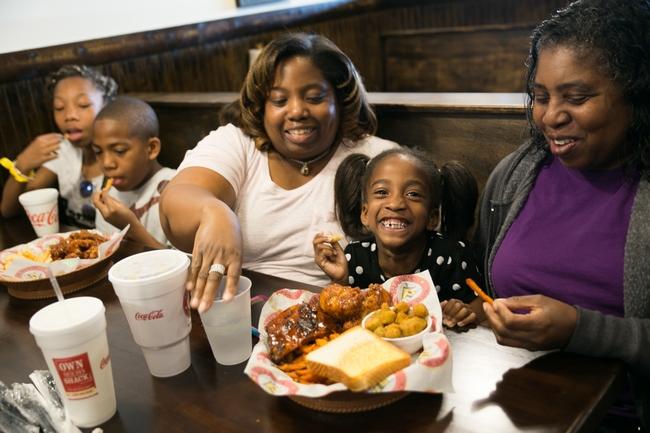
[313,147,485,328]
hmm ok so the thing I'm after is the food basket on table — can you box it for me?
[244,270,453,413]
[0,228,126,299]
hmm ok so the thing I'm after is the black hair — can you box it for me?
[47,64,118,103]
[218,100,242,127]
[525,0,650,178]
[95,96,159,142]
[240,32,376,150]
[335,148,478,241]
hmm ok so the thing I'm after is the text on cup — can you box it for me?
[135,310,165,321]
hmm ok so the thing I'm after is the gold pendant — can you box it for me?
[300,163,309,176]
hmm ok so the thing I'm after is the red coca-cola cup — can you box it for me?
[18,188,59,237]
[108,249,191,377]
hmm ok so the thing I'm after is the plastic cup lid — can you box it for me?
[29,297,105,339]
[108,249,190,285]
[18,188,58,206]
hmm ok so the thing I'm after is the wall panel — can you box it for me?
[0,0,567,188]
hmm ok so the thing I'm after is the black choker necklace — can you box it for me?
[285,148,332,176]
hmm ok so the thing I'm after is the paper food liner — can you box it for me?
[0,227,128,282]
[244,270,454,397]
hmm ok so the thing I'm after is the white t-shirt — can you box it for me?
[43,139,103,229]
[178,124,398,287]
[95,167,175,245]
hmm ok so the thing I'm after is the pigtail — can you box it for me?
[439,161,478,241]
[335,153,371,240]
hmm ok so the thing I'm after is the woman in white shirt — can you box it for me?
[160,33,397,312]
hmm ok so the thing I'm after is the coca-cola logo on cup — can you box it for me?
[134,309,164,321]
[26,206,58,227]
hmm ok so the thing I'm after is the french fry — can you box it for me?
[466,278,494,305]
[296,369,313,377]
[1,249,52,270]
[302,344,319,353]
[102,178,113,193]
[279,361,306,372]
[274,333,340,384]
[328,233,342,243]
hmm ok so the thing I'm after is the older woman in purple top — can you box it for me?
[474,0,650,432]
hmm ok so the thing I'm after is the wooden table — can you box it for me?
[0,216,624,433]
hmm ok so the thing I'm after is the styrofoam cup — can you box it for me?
[29,297,117,428]
[108,249,191,377]
[18,188,59,236]
[199,276,252,365]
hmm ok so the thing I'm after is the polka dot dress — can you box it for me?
[344,233,479,303]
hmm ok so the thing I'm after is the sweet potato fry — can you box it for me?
[466,278,494,305]
[279,361,306,372]
[275,333,340,384]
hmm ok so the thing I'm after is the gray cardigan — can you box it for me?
[475,140,650,427]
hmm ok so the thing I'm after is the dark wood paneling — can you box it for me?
[155,105,221,169]
[383,24,535,92]
[130,92,240,169]
[0,0,567,189]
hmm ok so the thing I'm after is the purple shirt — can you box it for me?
[492,157,639,317]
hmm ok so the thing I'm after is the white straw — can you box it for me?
[45,268,65,302]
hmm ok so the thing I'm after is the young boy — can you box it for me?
[91,96,175,248]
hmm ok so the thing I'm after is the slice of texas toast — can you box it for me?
[305,326,410,392]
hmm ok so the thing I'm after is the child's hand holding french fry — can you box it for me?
[92,186,137,230]
[312,232,348,284]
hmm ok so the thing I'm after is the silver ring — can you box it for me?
[209,263,225,274]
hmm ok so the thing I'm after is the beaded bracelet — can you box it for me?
[0,157,36,183]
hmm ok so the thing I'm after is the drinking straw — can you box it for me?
[465,278,494,305]
[45,268,65,302]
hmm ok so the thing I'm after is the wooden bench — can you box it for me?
[128,92,529,190]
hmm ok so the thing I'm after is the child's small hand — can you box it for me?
[441,299,477,328]
[92,190,137,229]
[313,232,348,283]
[16,133,62,172]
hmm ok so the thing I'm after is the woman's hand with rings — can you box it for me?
[187,203,242,313]
[208,263,225,275]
